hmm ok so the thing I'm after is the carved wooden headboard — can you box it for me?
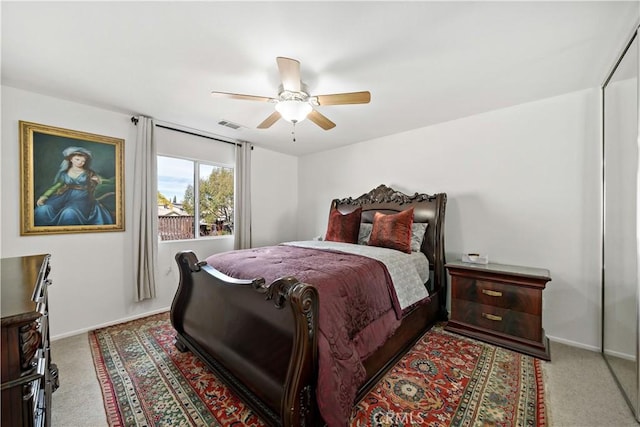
[330,184,447,292]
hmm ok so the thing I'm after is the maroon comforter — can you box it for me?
[206,244,403,427]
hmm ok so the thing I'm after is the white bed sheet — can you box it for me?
[283,240,430,310]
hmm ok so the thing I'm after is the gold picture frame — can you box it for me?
[19,121,125,235]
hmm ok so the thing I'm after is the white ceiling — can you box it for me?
[2,1,638,156]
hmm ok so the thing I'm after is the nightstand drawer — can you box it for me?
[451,277,541,315]
[451,299,542,343]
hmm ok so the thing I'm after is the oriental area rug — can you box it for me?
[89,312,546,427]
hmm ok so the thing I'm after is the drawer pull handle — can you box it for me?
[482,289,502,297]
[482,313,503,322]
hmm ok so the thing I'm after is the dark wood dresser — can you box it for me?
[445,260,551,360]
[1,254,58,426]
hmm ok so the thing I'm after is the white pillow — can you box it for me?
[357,223,373,245]
[410,223,428,252]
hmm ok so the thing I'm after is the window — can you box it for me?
[157,155,234,241]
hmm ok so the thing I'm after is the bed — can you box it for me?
[170,184,448,426]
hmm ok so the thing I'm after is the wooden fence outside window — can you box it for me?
[158,215,194,241]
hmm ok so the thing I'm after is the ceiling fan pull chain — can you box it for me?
[292,122,297,143]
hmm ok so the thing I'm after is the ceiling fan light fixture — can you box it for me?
[275,100,312,123]
[211,57,367,131]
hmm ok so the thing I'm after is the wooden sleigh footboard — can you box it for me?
[170,250,446,427]
[171,251,320,426]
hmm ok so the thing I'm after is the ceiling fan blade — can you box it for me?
[307,110,336,130]
[316,91,371,106]
[211,91,274,103]
[276,57,301,92]
[257,111,282,129]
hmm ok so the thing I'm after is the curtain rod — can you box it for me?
[155,123,241,147]
[131,116,248,148]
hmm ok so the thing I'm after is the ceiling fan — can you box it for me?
[211,57,371,131]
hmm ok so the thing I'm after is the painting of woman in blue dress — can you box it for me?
[34,146,115,226]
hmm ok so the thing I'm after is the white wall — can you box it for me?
[251,146,299,248]
[1,84,605,350]
[298,88,602,350]
[1,85,298,339]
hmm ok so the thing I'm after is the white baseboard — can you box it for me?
[51,306,171,341]
[603,348,636,361]
[547,334,600,353]
[547,335,636,361]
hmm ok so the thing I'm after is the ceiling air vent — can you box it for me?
[217,120,242,130]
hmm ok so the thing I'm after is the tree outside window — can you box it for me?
[157,155,234,241]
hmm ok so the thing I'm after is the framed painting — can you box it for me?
[19,121,125,235]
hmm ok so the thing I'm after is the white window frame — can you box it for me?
[157,153,235,242]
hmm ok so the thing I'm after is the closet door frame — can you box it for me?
[602,20,640,422]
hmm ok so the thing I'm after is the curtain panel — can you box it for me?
[132,116,158,301]
[235,141,252,250]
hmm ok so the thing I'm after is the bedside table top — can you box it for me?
[445,260,551,280]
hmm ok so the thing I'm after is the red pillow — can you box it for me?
[368,208,414,253]
[325,207,362,243]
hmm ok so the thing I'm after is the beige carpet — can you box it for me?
[51,333,638,426]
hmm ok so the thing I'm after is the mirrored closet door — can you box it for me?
[602,24,640,421]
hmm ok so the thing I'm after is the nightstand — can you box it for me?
[444,260,551,360]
